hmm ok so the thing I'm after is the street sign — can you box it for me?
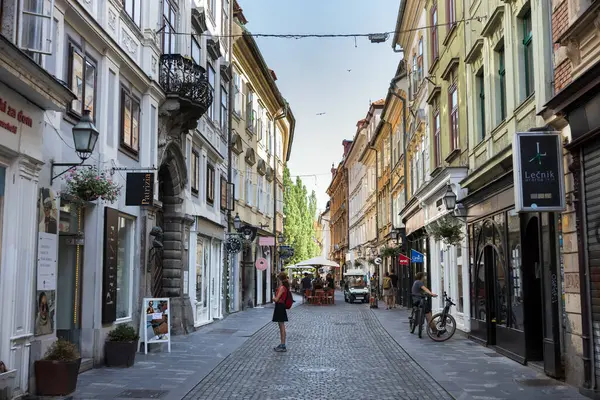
[411,249,424,263]
[125,173,154,206]
[398,253,410,266]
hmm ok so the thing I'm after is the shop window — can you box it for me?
[206,163,215,204]
[162,0,176,54]
[68,43,97,120]
[120,86,141,154]
[191,150,199,195]
[508,210,523,330]
[116,215,134,320]
[495,251,507,327]
[457,263,463,312]
[19,0,54,56]
[123,0,141,27]
[196,236,204,305]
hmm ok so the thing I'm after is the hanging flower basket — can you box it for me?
[381,245,402,258]
[63,167,121,204]
[426,215,464,247]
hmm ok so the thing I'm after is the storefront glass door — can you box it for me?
[56,201,84,351]
[195,235,211,325]
[210,241,222,319]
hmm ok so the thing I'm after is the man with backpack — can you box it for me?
[382,272,394,310]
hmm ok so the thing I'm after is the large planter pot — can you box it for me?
[105,341,137,367]
[34,358,81,396]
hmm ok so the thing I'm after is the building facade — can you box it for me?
[327,142,351,275]
[229,4,295,311]
[543,0,600,393]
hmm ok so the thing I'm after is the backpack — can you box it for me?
[284,288,293,309]
[383,277,392,289]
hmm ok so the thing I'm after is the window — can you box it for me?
[191,34,201,65]
[449,70,459,151]
[206,164,215,204]
[116,215,134,319]
[267,120,273,154]
[122,0,141,27]
[232,155,240,200]
[421,136,426,183]
[68,43,97,120]
[497,46,506,122]
[418,38,423,81]
[162,0,176,54]
[246,90,255,132]
[221,84,228,132]
[208,0,216,20]
[257,103,264,142]
[221,3,229,38]
[120,87,141,153]
[233,69,242,116]
[258,176,263,212]
[476,69,485,142]
[415,144,421,188]
[447,0,456,27]
[431,5,438,61]
[207,64,216,121]
[433,97,441,167]
[191,150,199,194]
[411,55,418,98]
[196,236,204,305]
[245,166,253,206]
[19,0,54,55]
[522,10,534,98]
[220,176,227,211]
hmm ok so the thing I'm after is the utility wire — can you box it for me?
[167,16,486,40]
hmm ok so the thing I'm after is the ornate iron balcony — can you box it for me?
[159,54,213,115]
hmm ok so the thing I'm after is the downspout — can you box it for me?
[226,0,234,313]
[369,146,380,244]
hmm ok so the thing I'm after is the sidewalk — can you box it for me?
[372,303,587,400]
[71,294,301,400]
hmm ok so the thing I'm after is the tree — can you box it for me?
[282,167,320,265]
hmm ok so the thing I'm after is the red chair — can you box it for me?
[304,289,314,304]
[326,290,334,305]
[315,290,325,305]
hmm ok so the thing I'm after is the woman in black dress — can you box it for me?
[273,272,290,352]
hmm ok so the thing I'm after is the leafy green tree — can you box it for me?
[282,167,320,265]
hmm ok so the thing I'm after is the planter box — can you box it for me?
[105,341,137,368]
[34,358,81,396]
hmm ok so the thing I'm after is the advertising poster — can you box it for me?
[140,298,171,354]
[35,188,58,336]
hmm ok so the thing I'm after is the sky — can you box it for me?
[240,0,402,211]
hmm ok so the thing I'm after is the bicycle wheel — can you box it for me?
[417,308,424,338]
[427,313,457,342]
[409,309,417,333]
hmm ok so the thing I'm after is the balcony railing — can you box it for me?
[159,54,213,115]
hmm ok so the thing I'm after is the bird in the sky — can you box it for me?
[347,69,352,72]
[316,112,326,116]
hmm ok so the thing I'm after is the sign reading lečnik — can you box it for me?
[125,173,154,206]
[513,132,565,212]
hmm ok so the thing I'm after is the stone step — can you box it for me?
[78,358,93,374]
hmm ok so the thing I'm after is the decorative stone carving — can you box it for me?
[152,56,157,73]
[121,29,138,55]
[565,38,581,67]
[108,10,117,31]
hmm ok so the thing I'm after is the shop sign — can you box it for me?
[513,132,565,212]
[139,298,171,354]
[125,173,154,206]
[411,249,424,263]
[259,236,275,246]
[399,253,410,266]
[102,207,119,324]
[0,96,33,134]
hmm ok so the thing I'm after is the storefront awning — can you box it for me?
[0,35,75,111]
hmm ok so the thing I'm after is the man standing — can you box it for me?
[301,273,312,292]
[389,269,399,308]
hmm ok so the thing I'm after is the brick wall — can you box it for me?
[552,0,572,93]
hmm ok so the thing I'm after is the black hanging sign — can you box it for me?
[513,132,565,212]
[102,207,119,323]
[125,173,154,206]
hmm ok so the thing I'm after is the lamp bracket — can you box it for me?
[50,162,91,184]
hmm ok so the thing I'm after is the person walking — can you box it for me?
[389,270,399,308]
[273,272,290,352]
[382,272,393,310]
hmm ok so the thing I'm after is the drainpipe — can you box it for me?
[226,0,234,313]
[369,146,380,245]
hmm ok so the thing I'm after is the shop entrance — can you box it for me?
[522,216,544,362]
[56,200,85,351]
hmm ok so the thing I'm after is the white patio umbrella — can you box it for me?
[295,256,340,268]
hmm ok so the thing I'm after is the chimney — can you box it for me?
[331,163,336,177]
[342,140,353,157]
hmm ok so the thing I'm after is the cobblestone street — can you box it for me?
[71,294,586,400]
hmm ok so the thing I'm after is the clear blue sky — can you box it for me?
[241,0,402,210]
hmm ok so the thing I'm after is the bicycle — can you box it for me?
[408,294,427,338]
[426,291,457,342]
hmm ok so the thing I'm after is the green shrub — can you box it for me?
[107,324,139,342]
[44,339,80,362]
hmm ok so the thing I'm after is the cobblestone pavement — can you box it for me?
[372,303,587,400]
[183,296,452,400]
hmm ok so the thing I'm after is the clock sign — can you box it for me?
[513,132,565,212]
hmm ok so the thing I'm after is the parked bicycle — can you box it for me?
[427,292,457,342]
[409,292,457,341]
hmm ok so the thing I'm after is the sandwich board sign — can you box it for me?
[138,298,171,354]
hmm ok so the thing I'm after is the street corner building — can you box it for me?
[0,0,294,398]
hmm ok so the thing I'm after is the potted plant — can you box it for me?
[426,215,464,247]
[34,339,81,396]
[63,166,121,203]
[105,324,139,367]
